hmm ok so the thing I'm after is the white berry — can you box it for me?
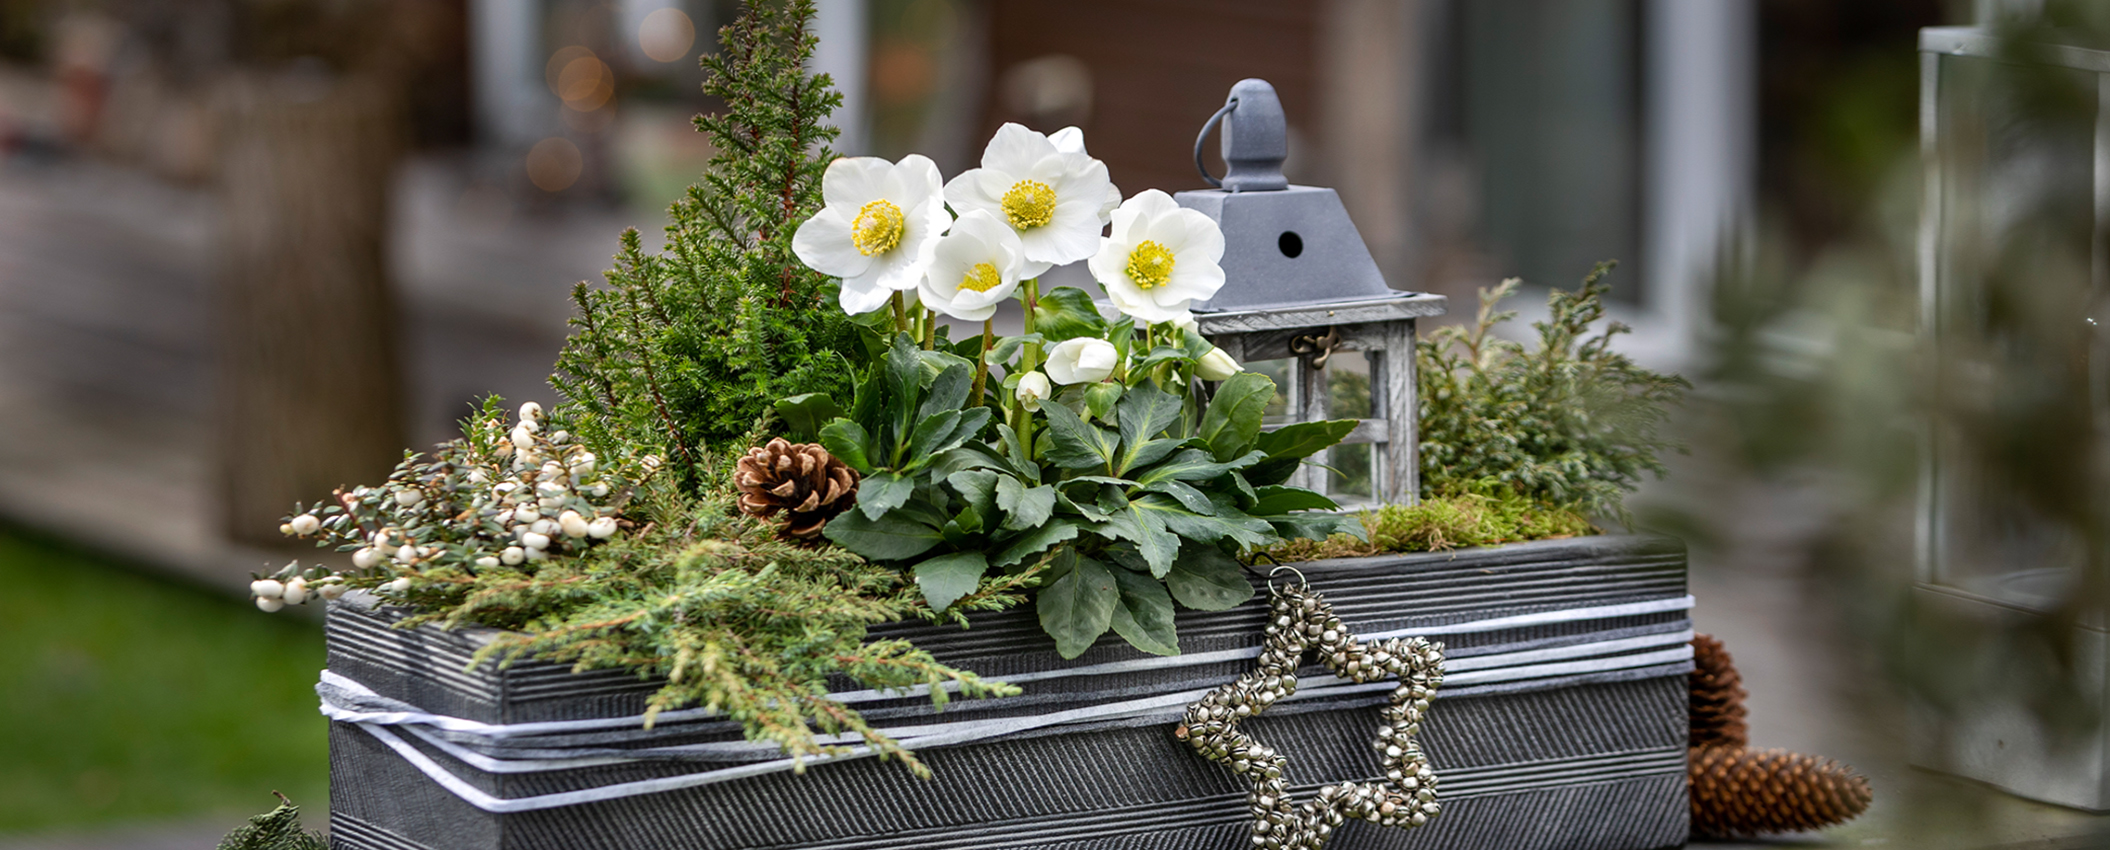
[519,401,543,422]
[501,546,525,565]
[511,426,535,450]
[524,547,548,561]
[282,578,309,605]
[572,453,597,474]
[290,514,320,535]
[475,556,500,569]
[256,596,285,612]
[559,510,590,538]
[251,579,285,599]
[278,523,295,536]
[530,519,557,537]
[353,547,380,569]
[587,517,618,539]
[318,581,347,600]
[522,532,551,550]
[514,505,540,522]
[383,577,411,595]
[394,488,424,507]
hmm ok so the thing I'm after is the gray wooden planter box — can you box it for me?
[325,535,1692,850]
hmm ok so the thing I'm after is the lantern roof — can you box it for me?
[1175,79,1410,314]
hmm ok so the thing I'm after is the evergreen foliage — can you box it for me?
[1417,262,1688,522]
[553,0,865,483]
[1263,488,1596,563]
[216,793,326,850]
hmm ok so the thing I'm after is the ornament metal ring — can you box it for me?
[1268,564,1307,593]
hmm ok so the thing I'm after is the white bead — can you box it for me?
[282,578,309,605]
[290,514,320,535]
[251,579,284,599]
[256,596,285,612]
[501,546,525,565]
[522,532,551,550]
[559,510,590,538]
[587,517,618,539]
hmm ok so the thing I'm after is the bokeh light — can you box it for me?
[546,46,614,112]
[525,137,583,192]
[638,8,696,63]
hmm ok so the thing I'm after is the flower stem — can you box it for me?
[971,318,993,407]
[921,308,937,350]
[1020,278,1041,373]
[890,292,908,336]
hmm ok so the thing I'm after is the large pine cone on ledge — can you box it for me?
[1690,745,1873,838]
[1690,633,1749,749]
[735,438,860,540]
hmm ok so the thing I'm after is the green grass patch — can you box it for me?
[0,526,326,834]
[1265,490,1597,563]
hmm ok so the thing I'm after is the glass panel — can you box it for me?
[1246,358,1294,425]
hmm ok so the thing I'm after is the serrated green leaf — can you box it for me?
[855,470,912,520]
[1255,419,1359,462]
[988,333,1044,366]
[992,519,1079,567]
[1137,493,1274,549]
[1095,499,1180,577]
[946,469,1000,519]
[1132,448,1266,485]
[819,418,873,473]
[914,551,988,611]
[1143,479,1215,514]
[1198,372,1274,461]
[942,503,983,541]
[1041,401,1121,471]
[1031,286,1107,342]
[1116,381,1183,448]
[774,393,844,442]
[1248,485,1340,516]
[1083,381,1123,423]
[995,476,1056,530]
[1166,543,1255,611]
[1038,554,1118,658]
[1108,566,1180,656]
[920,363,973,419]
[823,510,943,560]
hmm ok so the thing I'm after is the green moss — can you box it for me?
[1265,489,1596,562]
[0,528,326,834]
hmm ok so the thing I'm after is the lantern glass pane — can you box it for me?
[1327,354,1372,419]
[1247,359,1295,424]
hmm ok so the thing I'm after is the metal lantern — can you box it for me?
[1915,25,2110,810]
[1178,79,1447,506]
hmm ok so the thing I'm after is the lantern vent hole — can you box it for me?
[1277,231,1303,258]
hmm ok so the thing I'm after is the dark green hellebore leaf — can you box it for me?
[819,418,873,473]
[855,470,912,520]
[1031,286,1107,343]
[774,393,844,442]
[914,551,988,612]
[1248,485,1340,516]
[1038,553,1119,659]
[995,476,1056,530]
[1108,566,1180,656]
[823,510,943,560]
[1165,543,1255,611]
[1255,419,1359,462]
[992,519,1080,567]
[1041,401,1122,471]
[1197,372,1274,461]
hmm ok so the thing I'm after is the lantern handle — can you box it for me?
[1192,98,1239,189]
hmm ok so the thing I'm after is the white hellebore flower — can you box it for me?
[1196,347,1243,381]
[1045,337,1118,385]
[918,210,1025,321]
[793,154,950,315]
[1047,126,1123,219]
[1014,371,1052,412]
[1088,189,1227,325]
[944,123,1116,277]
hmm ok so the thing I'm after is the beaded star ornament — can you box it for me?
[1174,569,1446,849]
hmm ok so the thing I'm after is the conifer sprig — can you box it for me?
[553,0,863,482]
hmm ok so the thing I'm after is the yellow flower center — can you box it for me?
[1000,180,1059,229]
[958,262,1003,293]
[850,199,905,256]
[1125,240,1177,290]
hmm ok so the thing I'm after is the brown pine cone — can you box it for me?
[1691,633,1749,749]
[734,438,860,540]
[1690,745,1872,838]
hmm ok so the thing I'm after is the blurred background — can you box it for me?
[4,0,2109,847]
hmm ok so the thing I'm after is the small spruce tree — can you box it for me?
[554,0,864,483]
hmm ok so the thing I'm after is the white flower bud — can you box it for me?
[256,596,285,613]
[251,579,285,599]
[559,510,590,538]
[510,426,535,450]
[353,547,380,569]
[1014,371,1052,412]
[1195,347,1243,381]
[278,523,295,536]
[290,514,321,535]
[475,556,500,569]
[522,532,551,550]
[501,546,526,565]
[587,517,619,539]
[1045,337,1119,384]
[394,488,424,507]
[281,578,309,605]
